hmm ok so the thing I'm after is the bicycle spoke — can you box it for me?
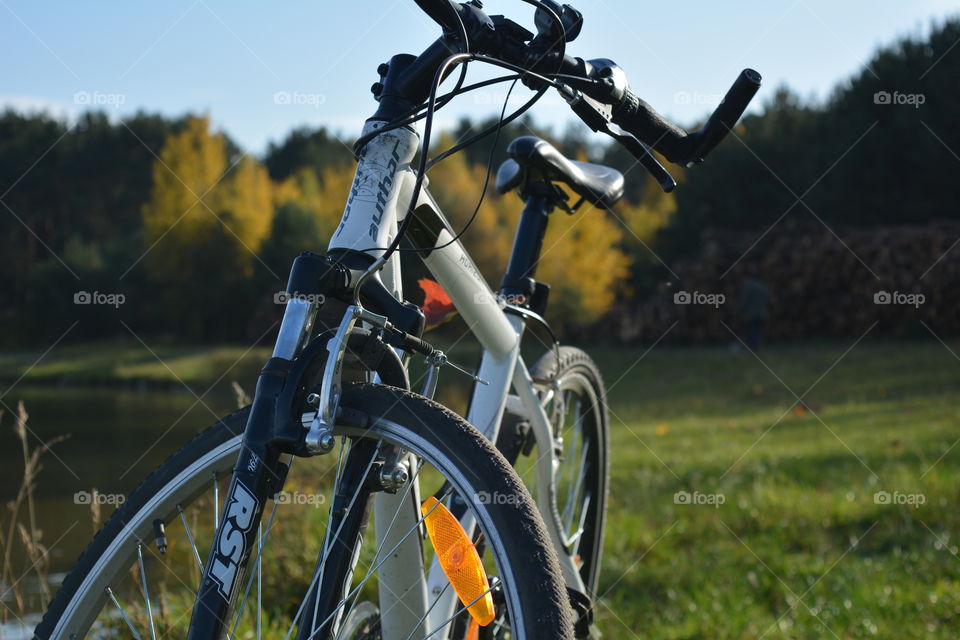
[421,583,497,640]
[340,458,425,619]
[177,504,204,573]
[569,493,591,547]
[308,437,367,635]
[299,487,454,640]
[136,543,157,640]
[344,460,423,632]
[286,439,383,639]
[307,436,349,633]
[561,406,582,528]
[564,436,589,534]
[105,586,143,640]
[403,581,451,640]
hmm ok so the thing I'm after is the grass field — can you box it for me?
[2,338,959,638]
[592,340,960,640]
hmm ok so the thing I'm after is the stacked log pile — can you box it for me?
[602,220,960,344]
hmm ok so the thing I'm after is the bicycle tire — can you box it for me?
[35,383,575,639]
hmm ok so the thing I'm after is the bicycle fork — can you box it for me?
[185,253,343,639]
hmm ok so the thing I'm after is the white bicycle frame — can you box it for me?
[282,119,585,637]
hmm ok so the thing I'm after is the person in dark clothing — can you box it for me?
[738,267,772,350]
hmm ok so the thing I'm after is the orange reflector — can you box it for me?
[421,496,495,626]
[466,618,480,640]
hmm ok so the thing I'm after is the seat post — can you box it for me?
[499,184,559,307]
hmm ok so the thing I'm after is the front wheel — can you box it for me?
[36,383,574,640]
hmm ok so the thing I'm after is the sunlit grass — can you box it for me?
[588,340,960,640]
[5,338,959,638]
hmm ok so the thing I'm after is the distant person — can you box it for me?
[739,267,772,350]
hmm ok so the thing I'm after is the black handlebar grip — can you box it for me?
[686,69,762,165]
[612,89,693,164]
[612,69,762,166]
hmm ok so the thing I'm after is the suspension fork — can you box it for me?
[186,253,346,639]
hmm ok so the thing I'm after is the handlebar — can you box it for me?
[612,69,762,167]
[402,0,762,190]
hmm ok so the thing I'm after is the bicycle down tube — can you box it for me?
[326,118,586,634]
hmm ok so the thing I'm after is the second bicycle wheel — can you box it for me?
[35,383,574,640]
[504,347,609,597]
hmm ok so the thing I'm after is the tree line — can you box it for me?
[0,18,957,345]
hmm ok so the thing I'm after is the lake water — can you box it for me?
[0,385,239,635]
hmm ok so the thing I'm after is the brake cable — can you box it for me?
[355,52,575,268]
[353,0,572,294]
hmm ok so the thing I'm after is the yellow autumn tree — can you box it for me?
[141,116,276,335]
[142,116,275,280]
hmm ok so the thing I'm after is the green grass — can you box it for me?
[3,338,959,638]
[589,341,960,640]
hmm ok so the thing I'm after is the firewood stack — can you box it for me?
[601,220,960,344]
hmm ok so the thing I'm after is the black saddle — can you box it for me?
[495,136,625,207]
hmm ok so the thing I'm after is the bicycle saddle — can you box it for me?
[495,136,625,207]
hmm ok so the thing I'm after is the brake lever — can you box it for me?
[561,87,677,193]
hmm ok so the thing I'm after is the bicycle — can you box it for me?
[36,1,760,638]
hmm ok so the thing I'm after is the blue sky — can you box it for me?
[2,0,957,154]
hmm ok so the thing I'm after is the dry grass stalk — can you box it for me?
[1,402,68,621]
[231,381,251,408]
